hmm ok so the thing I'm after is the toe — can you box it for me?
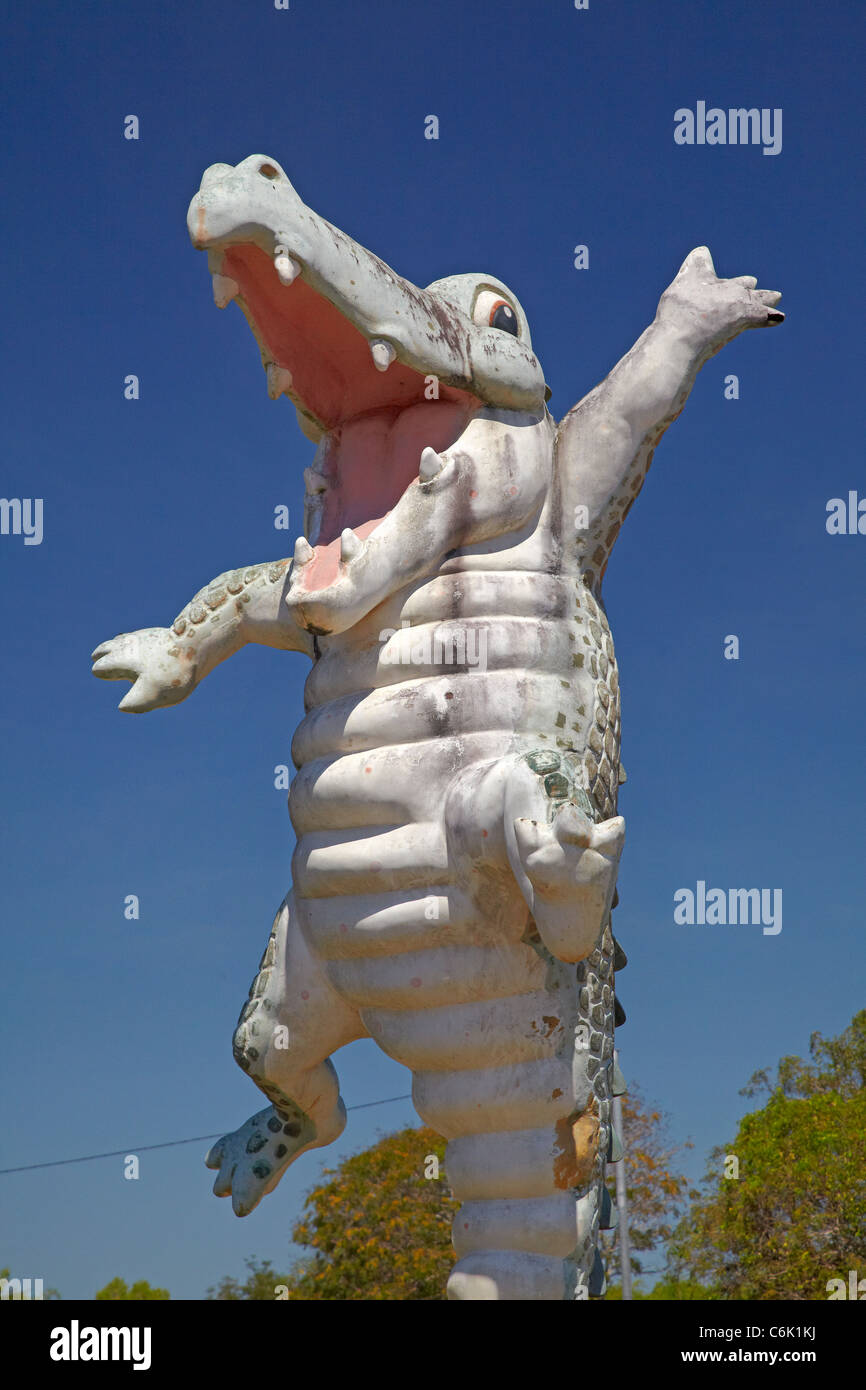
[231,1160,273,1216]
[204,1138,225,1170]
[554,803,594,848]
[212,1163,236,1198]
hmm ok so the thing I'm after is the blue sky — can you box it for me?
[1,0,863,1299]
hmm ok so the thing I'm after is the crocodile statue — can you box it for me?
[92,153,783,1301]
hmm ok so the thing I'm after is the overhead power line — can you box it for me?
[0,1093,414,1176]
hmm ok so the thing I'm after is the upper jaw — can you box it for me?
[187,153,547,431]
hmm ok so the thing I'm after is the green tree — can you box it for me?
[206,1257,292,1300]
[741,1009,866,1101]
[210,1089,691,1301]
[645,1276,720,1300]
[283,1126,457,1300]
[605,1276,718,1300]
[669,1012,866,1301]
[94,1277,170,1300]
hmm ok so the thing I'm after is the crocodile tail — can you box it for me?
[405,918,622,1300]
[444,1118,619,1299]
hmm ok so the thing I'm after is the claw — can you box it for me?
[678,246,716,277]
[91,637,125,662]
[212,1167,235,1199]
[118,680,156,713]
[204,1139,224,1170]
[551,802,595,849]
[91,652,120,674]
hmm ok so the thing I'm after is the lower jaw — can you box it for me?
[295,514,386,593]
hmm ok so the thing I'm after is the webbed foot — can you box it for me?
[205,1102,316,1216]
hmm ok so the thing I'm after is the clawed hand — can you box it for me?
[660,246,783,347]
[91,628,196,711]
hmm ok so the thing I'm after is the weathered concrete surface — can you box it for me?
[92,153,783,1300]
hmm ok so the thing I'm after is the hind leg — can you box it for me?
[206,892,366,1215]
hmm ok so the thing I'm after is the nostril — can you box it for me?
[259,163,280,180]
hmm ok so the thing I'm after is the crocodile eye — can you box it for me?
[473,289,520,337]
[490,301,518,334]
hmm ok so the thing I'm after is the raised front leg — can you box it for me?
[91,557,313,711]
[556,246,784,582]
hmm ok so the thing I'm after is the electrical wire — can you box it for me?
[0,1094,414,1176]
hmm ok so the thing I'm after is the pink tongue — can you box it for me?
[297,515,387,592]
[293,399,480,594]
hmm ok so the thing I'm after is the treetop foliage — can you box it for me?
[669,1011,866,1300]
[94,1277,170,1300]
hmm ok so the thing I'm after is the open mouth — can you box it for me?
[214,241,482,593]
[190,155,546,604]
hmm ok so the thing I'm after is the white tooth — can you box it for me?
[303,468,328,494]
[419,446,445,482]
[340,528,362,561]
[212,274,239,308]
[293,536,314,566]
[370,339,397,372]
[267,363,293,399]
[274,248,301,286]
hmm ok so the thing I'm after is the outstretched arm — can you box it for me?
[92,556,313,711]
[556,247,783,580]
